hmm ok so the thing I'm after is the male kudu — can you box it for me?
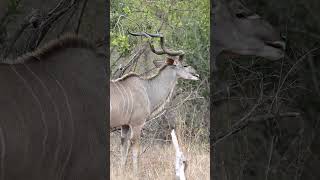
[212,0,286,71]
[110,32,199,174]
[212,0,286,179]
[0,34,107,180]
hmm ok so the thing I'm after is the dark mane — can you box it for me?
[2,33,97,64]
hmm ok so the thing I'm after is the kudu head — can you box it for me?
[153,57,199,81]
[213,0,286,60]
[129,32,199,81]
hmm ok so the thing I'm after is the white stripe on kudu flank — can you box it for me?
[118,82,130,122]
[113,82,125,119]
[128,87,134,123]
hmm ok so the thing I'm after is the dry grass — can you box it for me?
[110,132,209,180]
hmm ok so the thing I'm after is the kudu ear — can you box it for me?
[165,57,175,65]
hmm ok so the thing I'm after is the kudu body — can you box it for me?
[0,34,107,180]
[212,0,286,179]
[110,33,199,174]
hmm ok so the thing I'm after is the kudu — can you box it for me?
[110,32,199,174]
[212,0,286,179]
[0,34,107,180]
[212,0,286,71]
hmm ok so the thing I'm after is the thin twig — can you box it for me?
[75,0,88,34]
[270,48,319,109]
[265,136,276,180]
[59,3,79,34]
[214,112,300,146]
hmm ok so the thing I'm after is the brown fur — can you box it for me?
[165,57,174,65]
[2,33,97,64]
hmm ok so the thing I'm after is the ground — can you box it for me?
[110,131,209,180]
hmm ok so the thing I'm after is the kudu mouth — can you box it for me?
[265,41,286,51]
[190,72,200,80]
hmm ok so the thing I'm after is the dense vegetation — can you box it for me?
[215,0,320,179]
[0,0,105,59]
[110,0,210,143]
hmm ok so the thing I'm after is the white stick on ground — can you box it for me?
[171,129,187,180]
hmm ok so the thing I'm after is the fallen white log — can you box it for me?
[171,129,187,180]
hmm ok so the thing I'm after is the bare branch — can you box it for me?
[265,136,276,180]
[213,112,300,146]
[112,43,148,79]
[75,0,88,34]
[2,9,41,58]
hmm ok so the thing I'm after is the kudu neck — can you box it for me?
[144,66,178,112]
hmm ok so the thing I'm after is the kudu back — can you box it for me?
[0,34,107,180]
[110,32,199,174]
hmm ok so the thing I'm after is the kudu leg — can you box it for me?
[130,126,142,175]
[120,125,130,168]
